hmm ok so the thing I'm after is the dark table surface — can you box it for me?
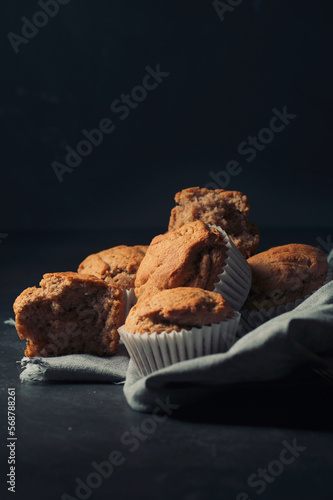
[1,228,333,500]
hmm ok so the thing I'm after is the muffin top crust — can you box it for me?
[168,187,259,258]
[135,221,228,299]
[243,244,328,310]
[125,287,234,334]
[78,245,148,289]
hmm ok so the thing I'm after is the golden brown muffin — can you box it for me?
[243,244,328,311]
[168,187,259,258]
[125,287,234,334]
[13,272,125,357]
[135,221,228,299]
[78,245,148,290]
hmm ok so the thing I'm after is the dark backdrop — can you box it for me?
[1,0,333,232]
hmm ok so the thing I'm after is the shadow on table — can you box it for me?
[169,366,333,431]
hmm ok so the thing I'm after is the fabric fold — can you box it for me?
[123,280,333,412]
[19,343,130,384]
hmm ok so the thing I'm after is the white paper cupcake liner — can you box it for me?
[123,288,137,317]
[119,312,241,377]
[238,266,333,336]
[209,225,252,311]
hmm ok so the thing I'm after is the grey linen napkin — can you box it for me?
[124,280,333,412]
[20,343,129,383]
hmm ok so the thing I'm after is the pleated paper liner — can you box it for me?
[238,266,333,336]
[209,225,252,311]
[123,288,137,317]
[119,312,240,378]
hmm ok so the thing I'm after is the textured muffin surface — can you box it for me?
[13,272,125,357]
[78,245,148,289]
[244,244,328,311]
[124,287,234,334]
[168,187,259,258]
[135,221,228,299]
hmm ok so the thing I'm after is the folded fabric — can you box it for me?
[19,343,129,384]
[123,280,333,412]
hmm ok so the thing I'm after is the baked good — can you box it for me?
[13,272,125,357]
[119,287,240,376]
[135,221,228,299]
[168,187,259,258]
[124,287,234,334]
[78,245,148,290]
[243,244,329,311]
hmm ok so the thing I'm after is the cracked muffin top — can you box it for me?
[168,187,259,258]
[243,244,328,311]
[78,245,148,290]
[135,220,228,300]
[124,287,234,334]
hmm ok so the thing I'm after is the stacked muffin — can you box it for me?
[13,186,331,376]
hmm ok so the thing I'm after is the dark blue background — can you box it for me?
[1,0,332,232]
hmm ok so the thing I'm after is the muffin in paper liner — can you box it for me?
[123,288,137,317]
[119,312,241,377]
[208,225,252,311]
[238,266,333,336]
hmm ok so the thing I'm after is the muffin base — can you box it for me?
[119,312,240,377]
[123,288,137,317]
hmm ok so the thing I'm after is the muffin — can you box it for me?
[135,220,251,310]
[240,244,332,332]
[125,287,234,334]
[78,245,148,315]
[119,287,240,376]
[13,272,125,357]
[168,187,260,258]
[78,245,148,289]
